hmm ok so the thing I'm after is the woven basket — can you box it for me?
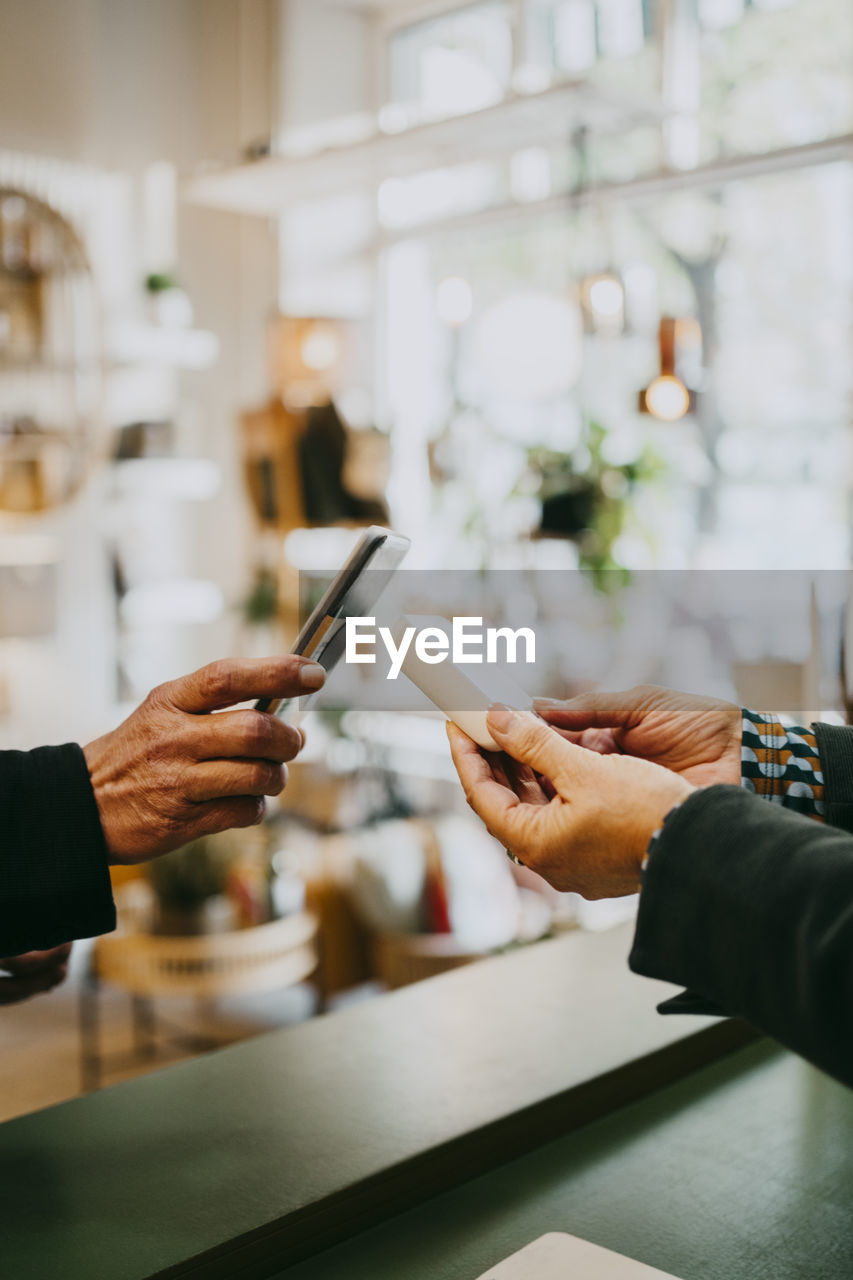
[92,912,318,999]
[371,932,483,990]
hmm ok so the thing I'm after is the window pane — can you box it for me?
[525,0,658,91]
[698,0,853,160]
[380,157,853,570]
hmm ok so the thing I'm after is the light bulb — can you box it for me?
[644,375,690,422]
[436,277,473,328]
[300,324,341,372]
[588,276,624,319]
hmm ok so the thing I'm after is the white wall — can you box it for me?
[276,0,374,138]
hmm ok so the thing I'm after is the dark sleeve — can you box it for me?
[813,721,853,833]
[629,785,853,1087]
[0,744,116,955]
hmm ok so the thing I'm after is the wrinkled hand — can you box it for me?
[447,705,693,898]
[534,684,742,789]
[0,943,72,1005]
[84,657,324,864]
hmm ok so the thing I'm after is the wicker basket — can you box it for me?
[92,912,318,999]
[371,932,484,990]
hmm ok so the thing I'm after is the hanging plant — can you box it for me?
[526,421,664,590]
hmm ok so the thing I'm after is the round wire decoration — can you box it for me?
[0,188,102,513]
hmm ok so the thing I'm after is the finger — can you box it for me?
[447,722,511,790]
[536,772,557,801]
[0,967,67,1005]
[187,710,303,763]
[486,704,591,787]
[0,944,72,976]
[487,751,523,792]
[445,719,484,760]
[158,656,325,715]
[534,687,652,731]
[185,760,287,802]
[183,795,268,841]
[446,724,547,806]
[488,752,549,806]
[548,726,621,755]
[448,722,525,818]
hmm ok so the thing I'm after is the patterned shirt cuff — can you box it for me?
[741,708,825,821]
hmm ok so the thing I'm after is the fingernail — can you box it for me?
[298,662,325,690]
[532,697,557,707]
[487,703,517,733]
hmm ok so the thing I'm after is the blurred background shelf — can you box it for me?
[186,128,853,224]
[184,75,665,217]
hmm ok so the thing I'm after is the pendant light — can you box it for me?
[639,317,692,422]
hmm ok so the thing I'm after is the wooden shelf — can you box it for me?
[184,78,663,217]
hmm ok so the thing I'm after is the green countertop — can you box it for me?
[0,925,753,1279]
[275,1041,853,1280]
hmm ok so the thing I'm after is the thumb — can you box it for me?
[486,704,591,786]
[533,686,651,731]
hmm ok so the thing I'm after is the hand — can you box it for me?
[534,685,742,789]
[84,657,324,864]
[447,705,694,898]
[0,943,72,1005]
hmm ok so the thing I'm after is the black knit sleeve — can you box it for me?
[813,722,853,833]
[0,744,116,955]
[630,784,853,1087]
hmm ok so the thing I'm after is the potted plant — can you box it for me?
[528,421,663,590]
[144,270,193,328]
[145,836,234,936]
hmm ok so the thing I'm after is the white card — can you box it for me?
[392,613,531,750]
[475,1233,684,1280]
